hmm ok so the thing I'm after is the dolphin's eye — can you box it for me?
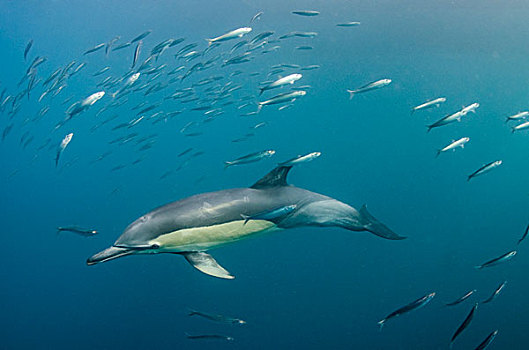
[151,244,160,249]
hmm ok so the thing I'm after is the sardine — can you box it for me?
[55,133,73,167]
[57,226,98,237]
[188,309,246,324]
[279,152,321,166]
[24,39,33,60]
[450,303,478,348]
[482,281,507,304]
[259,73,302,95]
[445,290,476,306]
[411,97,446,114]
[224,150,275,168]
[473,330,498,350]
[436,137,469,157]
[292,10,320,16]
[206,27,252,46]
[131,30,152,43]
[83,43,105,55]
[475,250,516,269]
[241,205,297,224]
[347,79,391,99]
[378,292,435,330]
[467,160,502,181]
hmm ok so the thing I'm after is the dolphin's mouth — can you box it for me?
[86,245,134,266]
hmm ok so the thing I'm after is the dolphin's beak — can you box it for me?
[86,246,133,266]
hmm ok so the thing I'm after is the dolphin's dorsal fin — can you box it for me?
[251,166,292,189]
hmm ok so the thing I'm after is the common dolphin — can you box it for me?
[87,166,404,279]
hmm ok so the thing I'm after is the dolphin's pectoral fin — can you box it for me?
[251,166,292,189]
[182,252,235,279]
[359,204,406,240]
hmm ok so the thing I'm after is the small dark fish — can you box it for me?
[178,148,193,157]
[482,281,507,304]
[445,290,476,306]
[474,330,498,350]
[57,226,98,237]
[296,45,313,50]
[241,205,296,225]
[92,66,110,76]
[250,11,263,23]
[131,30,152,43]
[112,42,132,51]
[518,223,529,244]
[475,250,516,269]
[188,309,246,324]
[378,292,435,329]
[83,43,105,55]
[292,10,320,16]
[301,64,320,71]
[186,334,233,341]
[450,303,478,348]
[24,39,33,60]
[131,41,142,69]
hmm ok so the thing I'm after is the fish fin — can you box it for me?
[359,204,406,240]
[183,252,235,279]
[461,144,465,149]
[259,88,264,96]
[251,165,293,189]
[347,89,355,100]
[205,39,213,46]
[512,127,516,133]
[240,214,250,225]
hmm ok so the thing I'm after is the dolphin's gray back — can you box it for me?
[115,186,331,245]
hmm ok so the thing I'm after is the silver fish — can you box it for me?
[467,160,502,181]
[475,250,516,269]
[347,79,391,99]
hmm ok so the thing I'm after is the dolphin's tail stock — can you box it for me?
[358,204,406,240]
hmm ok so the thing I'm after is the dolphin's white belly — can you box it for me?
[149,219,278,252]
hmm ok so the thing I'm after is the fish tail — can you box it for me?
[256,103,263,113]
[240,214,250,225]
[435,150,441,158]
[426,125,433,133]
[347,89,355,100]
[505,118,510,123]
[474,265,482,269]
[205,39,213,47]
[467,175,473,182]
[377,319,385,331]
[410,109,415,115]
[187,308,198,316]
[511,127,516,133]
[259,88,264,96]
[224,162,232,170]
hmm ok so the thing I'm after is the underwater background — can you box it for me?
[1,0,529,349]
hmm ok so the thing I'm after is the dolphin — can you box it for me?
[87,166,404,279]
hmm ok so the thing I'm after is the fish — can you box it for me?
[347,79,391,99]
[518,223,529,244]
[296,45,313,50]
[445,290,476,306]
[475,250,516,269]
[436,137,469,157]
[259,73,302,95]
[186,334,234,341]
[224,150,275,168]
[250,11,263,23]
[112,42,132,51]
[131,30,152,43]
[250,31,274,45]
[67,91,105,118]
[55,133,73,167]
[131,41,142,69]
[467,160,502,181]
[279,152,321,166]
[505,111,529,123]
[105,36,120,55]
[241,205,297,225]
[188,309,246,324]
[378,292,435,330]
[292,10,320,16]
[450,303,478,348]
[257,90,306,111]
[93,67,110,76]
[337,22,361,27]
[24,39,33,60]
[206,27,252,46]
[280,31,318,39]
[301,64,320,71]
[83,43,105,55]
[511,120,529,133]
[57,226,98,237]
[427,110,466,132]
[482,281,507,304]
[461,102,479,115]
[87,165,404,278]
[411,97,447,114]
[473,330,498,350]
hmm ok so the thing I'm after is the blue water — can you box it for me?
[1,1,528,349]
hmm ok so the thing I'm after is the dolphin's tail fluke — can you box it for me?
[359,205,406,240]
[86,245,134,265]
